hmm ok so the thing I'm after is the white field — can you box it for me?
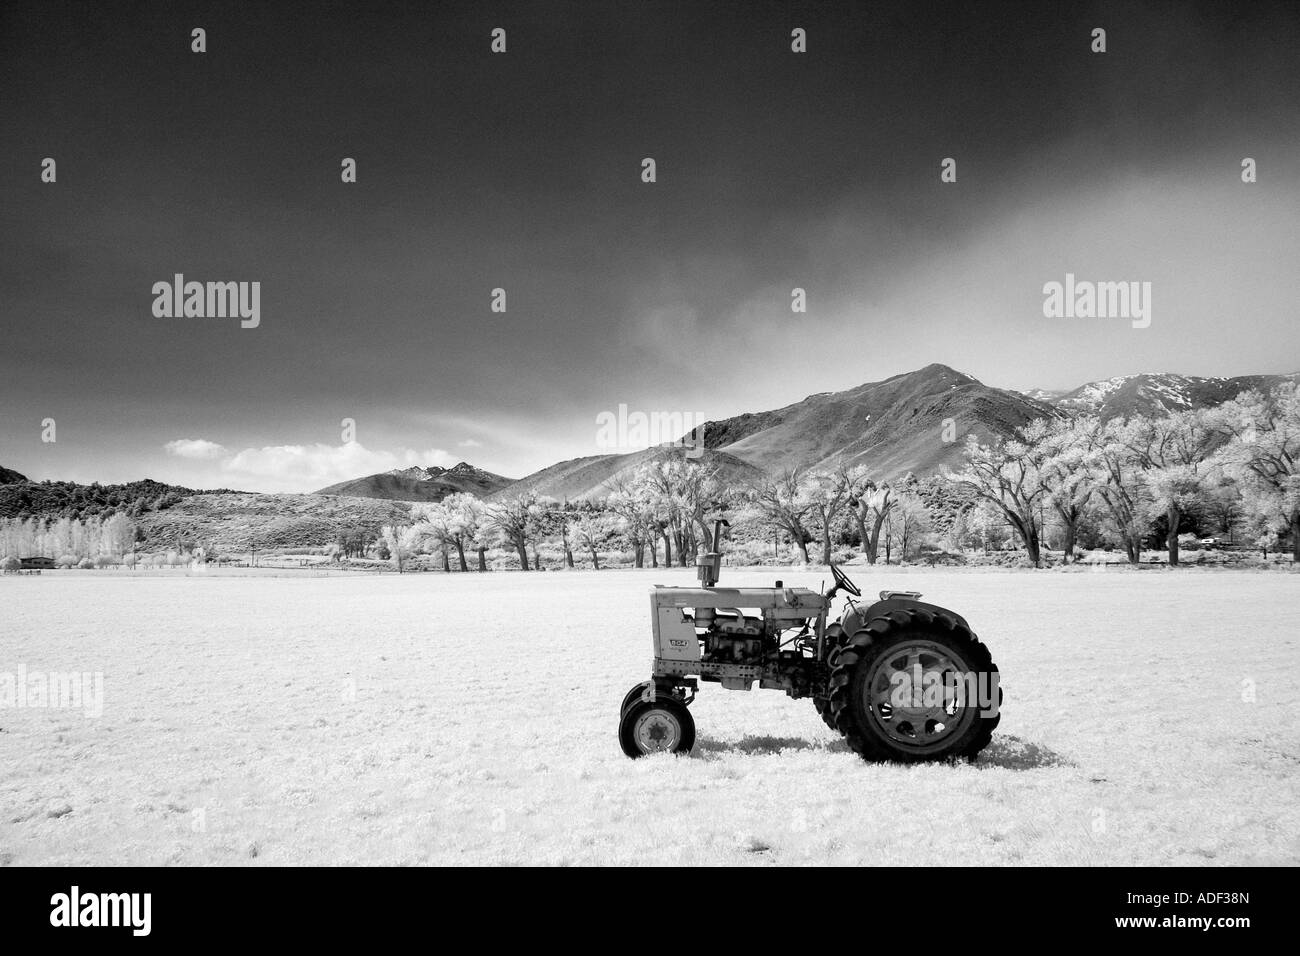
[2,566,1298,866]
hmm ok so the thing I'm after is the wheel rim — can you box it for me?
[633,707,682,753]
[862,639,976,753]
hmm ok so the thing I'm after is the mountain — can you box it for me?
[695,364,1058,479]
[499,363,1300,497]
[491,445,766,502]
[0,466,29,484]
[313,461,512,502]
[307,367,1300,504]
[1035,372,1300,420]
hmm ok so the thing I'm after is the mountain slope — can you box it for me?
[314,462,512,502]
[497,363,1299,496]
[493,446,765,502]
[701,364,1058,478]
[1,465,29,484]
[136,492,412,551]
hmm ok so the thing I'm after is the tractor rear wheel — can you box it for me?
[619,694,695,758]
[828,609,1000,763]
[812,638,847,732]
[812,695,838,731]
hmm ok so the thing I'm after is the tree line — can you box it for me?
[957,383,1299,566]
[0,478,229,520]
[0,513,139,563]
[378,457,732,572]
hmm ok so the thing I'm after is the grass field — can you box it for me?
[2,566,1298,865]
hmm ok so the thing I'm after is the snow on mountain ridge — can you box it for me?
[1035,371,1291,419]
[386,461,489,481]
[388,465,435,480]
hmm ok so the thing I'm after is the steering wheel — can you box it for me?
[830,562,861,597]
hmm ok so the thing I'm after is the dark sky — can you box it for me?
[2,0,1299,489]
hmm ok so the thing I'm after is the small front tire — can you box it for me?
[619,694,695,758]
[619,681,654,717]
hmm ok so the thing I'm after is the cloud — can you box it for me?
[457,438,483,448]
[161,437,468,493]
[164,438,228,460]
[218,442,456,491]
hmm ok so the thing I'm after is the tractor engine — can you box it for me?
[695,608,768,664]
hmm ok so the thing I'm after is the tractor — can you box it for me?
[618,520,1001,762]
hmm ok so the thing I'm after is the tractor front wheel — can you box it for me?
[619,681,654,717]
[619,694,695,758]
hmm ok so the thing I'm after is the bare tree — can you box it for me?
[415,501,464,571]
[558,515,576,568]
[1088,418,1150,564]
[1033,416,1100,563]
[750,469,813,564]
[531,499,576,569]
[101,513,137,558]
[883,491,931,562]
[570,512,614,569]
[1219,383,1300,561]
[1124,408,1225,566]
[487,492,540,571]
[452,493,491,571]
[844,467,894,564]
[379,523,421,573]
[605,474,658,568]
[957,430,1050,567]
[806,469,852,565]
[639,456,725,564]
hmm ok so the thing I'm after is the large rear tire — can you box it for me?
[828,608,1000,763]
[812,695,838,731]
[812,635,848,732]
[619,693,696,758]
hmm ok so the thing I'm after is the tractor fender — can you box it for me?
[841,597,972,638]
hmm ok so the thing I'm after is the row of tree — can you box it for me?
[0,515,221,567]
[377,457,730,572]
[957,383,1300,566]
[0,513,139,560]
[0,477,214,520]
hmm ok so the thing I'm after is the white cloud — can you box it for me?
[164,438,228,460]
[457,438,483,448]
[218,442,456,491]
